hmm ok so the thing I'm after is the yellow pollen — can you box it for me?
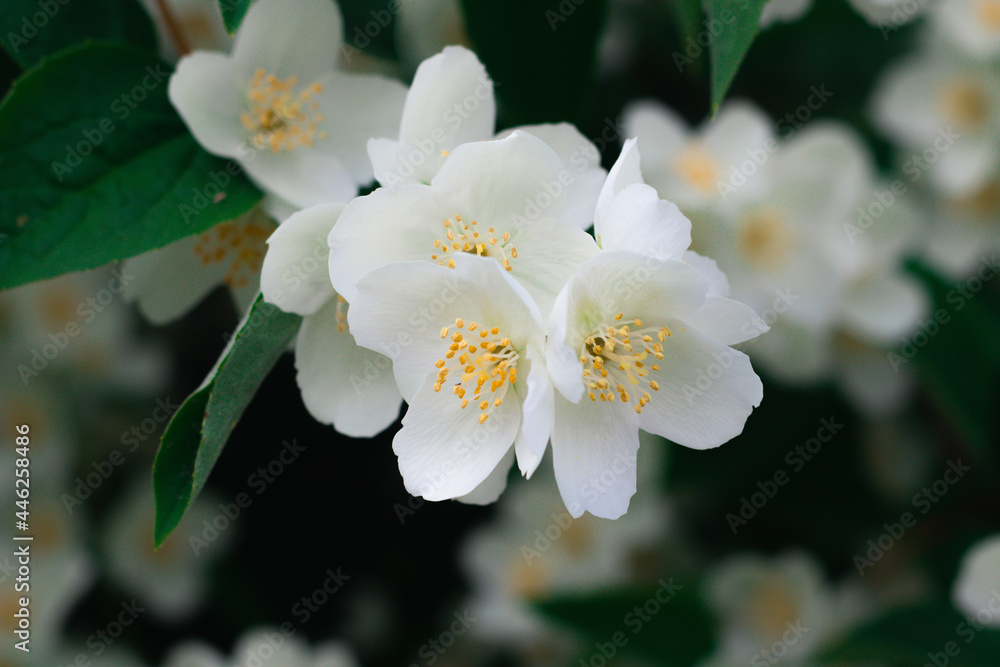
[243,69,326,153]
[579,316,669,414]
[192,212,274,288]
[977,0,1000,32]
[674,143,722,194]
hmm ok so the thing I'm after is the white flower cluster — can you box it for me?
[161,0,767,520]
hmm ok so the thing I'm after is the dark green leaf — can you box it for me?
[153,295,302,548]
[819,601,1000,666]
[459,0,609,126]
[218,0,253,35]
[0,0,158,69]
[706,0,767,113]
[535,579,716,665]
[0,43,262,291]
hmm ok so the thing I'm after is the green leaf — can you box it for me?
[459,0,609,125]
[0,43,262,291]
[905,261,1000,472]
[219,0,253,35]
[153,295,302,548]
[0,0,158,69]
[819,601,1000,665]
[706,0,767,113]
[535,580,716,665]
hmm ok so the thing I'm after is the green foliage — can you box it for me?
[219,0,253,35]
[153,295,302,548]
[0,0,157,69]
[0,43,262,291]
[706,0,767,113]
[459,0,609,126]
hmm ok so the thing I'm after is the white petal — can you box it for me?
[684,296,769,346]
[168,52,243,157]
[596,182,692,261]
[368,137,402,187]
[241,146,357,209]
[261,203,343,316]
[507,220,601,316]
[124,236,231,325]
[431,132,567,225]
[327,184,446,301]
[932,140,997,196]
[623,101,689,198]
[551,396,640,519]
[840,272,928,343]
[638,325,763,450]
[683,250,730,297]
[500,122,606,229]
[545,286,587,403]
[262,194,300,223]
[457,447,515,505]
[231,0,343,81]
[512,347,554,479]
[394,379,520,500]
[703,100,775,170]
[596,137,643,220]
[311,71,408,185]
[395,45,495,184]
[295,299,401,437]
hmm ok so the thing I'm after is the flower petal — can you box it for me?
[596,182,692,261]
[551,396,640,519]
[231,0,343,81]
[683,296,769,346]
[261,203,343,316]
[168,52,243,157]
[241,144,357,209]
[457,447,515,505]
[507,219,601,316]
[512,347,554,479]
[311,71,408,185]
[431,132,567,225]
[394,378,520,500]
[394,45,495,184]
[596,137,643,220]
[295,298,402,437]
[638,325,762,450]
[840,272,928,343]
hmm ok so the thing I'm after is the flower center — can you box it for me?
[192,215,274,288]
[674,143,722,194]
[748,580,801,640]
[434,317,519,424]
[940,80,990,131]
[430,215,518,272]
[952,179,1000,220]
[580,314,669,415]
[977,0,1000,32]
[738,207,795,272]
[240,68,328,153]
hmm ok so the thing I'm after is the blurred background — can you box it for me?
[2,0,1000,665]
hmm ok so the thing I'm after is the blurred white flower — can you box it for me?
[168,0,407,208]
[545,252,765,519]
[124,207,275,323]
[872,54,1000,196]
[347,255,552,503]
[163,628,360,667]
[460,438,674,647]
[760,0,813,28]
[699,551,872,666]
[952,534,1000,626]
[931,0,1000,59]
[845,0,928,26]
[623,99,775,216]
[921,175,1000,278]
[100,480,231,621]
[260,202,402,437]
[394,0,471,69]
[330,131,601,315]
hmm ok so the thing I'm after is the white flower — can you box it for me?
[845,0,928,25]
[260,203,402,438]
[545,252,765,519]
[169,0,407,208]
[699,551,872,667]
[329,131,601,315]
[367,45,605,227]
[932,0,1000,58]
[953,535,1000,626]
[871,53,1000,196]
[124,206,275,323]
[623,99,775,215]
[347,255,552,502]
[921,175,1000,278]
